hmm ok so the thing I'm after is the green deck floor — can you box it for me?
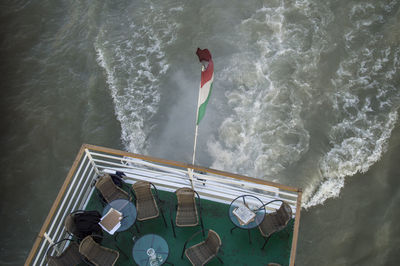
[85,189,293,266]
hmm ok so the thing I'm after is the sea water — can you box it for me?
[0,0,399,265]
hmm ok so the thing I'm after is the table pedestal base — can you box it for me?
[230,226,252,244]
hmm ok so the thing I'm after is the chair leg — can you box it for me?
[230,226,237,234]
[113,234,129,259]
[128,224,137,237]
[114,232,120,243]
[216,255,224,264]
[83,257,96,266]
[181,245,186,259]
[115,245,129,259]
[97,191,107,207]
[135,223,140,233]
[160,209,168,228]
[171,219,176,238]
[200,217,205,237]
[261,236,271,250]
[248,230,252,244]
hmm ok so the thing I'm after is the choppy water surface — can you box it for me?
[0,0,399,265]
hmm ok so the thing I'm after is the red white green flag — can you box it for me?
[196,48,214,125]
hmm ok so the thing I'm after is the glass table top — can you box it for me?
[102,199,137,232]
[132,234,169,266]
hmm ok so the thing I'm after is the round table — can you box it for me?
[103,199,137,232]
[228,195,266,243]
[132,234,169,266]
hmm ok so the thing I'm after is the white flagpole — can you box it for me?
[189,65,204,189]
[192,124,199,165]
[192,64,204,166]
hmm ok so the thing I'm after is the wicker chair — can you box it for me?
[79,236,119,266]
[171,187,205,238]
[65,210,103,243]
[46,238,86,266]
[182,229,223,266]
[258,200,292,250]
[131,181,167,227]
[95,174,131,205]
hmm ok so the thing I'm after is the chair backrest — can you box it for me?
[276,202,292,227]
[64,214,76,236]
[79,236,119,266]
[205,229,222,255]
[46,240,82,266]
[175,187,199,227]
[65,210,102,240]
[259,201,292,236]
[132,181,160,220]
[132,181,153,202]
[95,174,130,203]
[176,187,196,208]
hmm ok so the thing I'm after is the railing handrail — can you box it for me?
[92,155,299,200]
[84,144,301,192]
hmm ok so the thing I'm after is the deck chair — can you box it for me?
[171,187,205,238]
[65,210,103,243]
[182,229,223,266]
[131,181,167,227]
[95,174,131,205]
[46,238,86,266]
[79,236,119,266]
[258,200,292,250]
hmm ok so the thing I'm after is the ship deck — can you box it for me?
[25,144,301,266]
[85,189,294,266]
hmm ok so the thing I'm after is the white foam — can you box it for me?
[169,6,183,12]
[303,1,400,207]
[209,1,323,179]
[95,2,182,153]
[304,111,397,208]
[208,0,400,209]
[303,176,345,208]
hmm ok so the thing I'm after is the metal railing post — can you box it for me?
[188,168,194,190]
[43,232,58,254]
[85,149,101,176]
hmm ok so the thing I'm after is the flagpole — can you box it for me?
[192,64,202,166]
[189,65,203,189]
[192,122,199,165]
[189,125,198,189]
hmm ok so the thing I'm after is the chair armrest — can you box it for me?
[129,187,137,201]
[70,209,87,215]
[193,190,202,215]
[170,203,177,219]
[46,238,75,258]
[181,229,205,258]
[96,189,107,206]
[259,200,285,211]
[89,234,104,239]
[150,183,164,203]
[217,242,224,255]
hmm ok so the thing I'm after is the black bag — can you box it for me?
[110,171,125,187]
[73,210,102,239]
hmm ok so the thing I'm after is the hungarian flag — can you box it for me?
[196,48,214,125]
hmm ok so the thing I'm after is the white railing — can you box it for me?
[26,144,302,266]
[29,151,98,266]
[92,153,299,213]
